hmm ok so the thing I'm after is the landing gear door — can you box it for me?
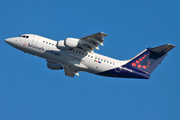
[32,35,39,45]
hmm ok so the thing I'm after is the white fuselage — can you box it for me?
[5,34,127,76]
[5,33,174,79]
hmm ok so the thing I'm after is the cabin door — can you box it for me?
[32,36,39,45]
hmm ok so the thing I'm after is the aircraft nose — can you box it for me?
[5,38,11,44]
[5,38,9,43]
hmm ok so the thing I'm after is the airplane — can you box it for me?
[5,32,175,79]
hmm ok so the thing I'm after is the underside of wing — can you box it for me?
[64,66,79,77]
[77,32,107,52]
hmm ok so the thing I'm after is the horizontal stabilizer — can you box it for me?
[150,44,175,55]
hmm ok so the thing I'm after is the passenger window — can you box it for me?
[73,50,75,52]
[82,53,84,55]
[110,62,112,64]
[95,57,97,59]
[104,60,106,62]
[52,44,54,46]
[113,63,115,65]
[76,51,78,53]
[98,58,100,60]
[49,43,51,45]
[101,59,103,61]
[79,52,81,54]
[91,56,93,58]
[88,55,90,57]
[107,61,109,63]
[46,42,48,44]
[43,41,45,43]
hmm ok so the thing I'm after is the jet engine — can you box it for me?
[56,40,69,50]
[57,38,80,50]
[64,38,79,48]
[47,62,63,70]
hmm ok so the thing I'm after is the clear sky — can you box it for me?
[0,0,180,120]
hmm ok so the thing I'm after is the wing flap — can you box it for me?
[78,32,107,52]
[64,66,79,77]
[80,32,107,42]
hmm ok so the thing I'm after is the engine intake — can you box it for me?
[57,40,69,50]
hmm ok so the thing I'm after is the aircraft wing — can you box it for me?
[64,66,79,77]
[78,32,107,52]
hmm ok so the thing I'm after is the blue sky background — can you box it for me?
[0,0,180,120]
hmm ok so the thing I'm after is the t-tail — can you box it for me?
[123,44,175,79]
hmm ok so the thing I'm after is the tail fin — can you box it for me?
[125,44,175,74]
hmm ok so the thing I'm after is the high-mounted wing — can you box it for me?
[78,32,107,52]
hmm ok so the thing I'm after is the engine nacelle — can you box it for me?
[64,38,79,48]
[47,62,63,70]
[57,40,69,50]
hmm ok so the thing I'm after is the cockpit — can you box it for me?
[19,35,29,38]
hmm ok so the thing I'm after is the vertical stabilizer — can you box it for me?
[125,44,175,74]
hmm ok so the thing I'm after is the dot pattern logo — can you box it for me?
[131,52,151,69]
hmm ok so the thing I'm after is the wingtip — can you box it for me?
[99,32,108,36]
[167,43,175,48]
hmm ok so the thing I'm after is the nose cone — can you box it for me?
[5,38,11,44]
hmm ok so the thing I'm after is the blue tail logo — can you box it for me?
[131,50,151,70]
[125,44,175,75]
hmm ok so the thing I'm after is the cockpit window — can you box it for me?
[19,35,29,38]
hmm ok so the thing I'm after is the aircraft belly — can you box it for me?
[96,66,150,79]
[88,66,116,74]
